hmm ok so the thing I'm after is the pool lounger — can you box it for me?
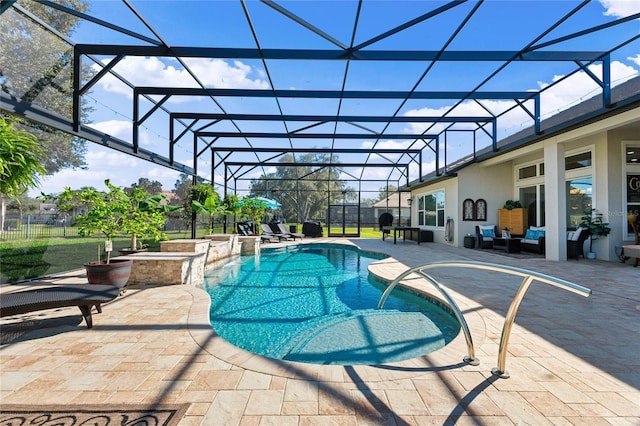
[0,284,120,329]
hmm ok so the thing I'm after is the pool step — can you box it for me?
[268,309,459,364]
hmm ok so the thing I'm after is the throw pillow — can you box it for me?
[525,229,537,240]
[482,228,495,238]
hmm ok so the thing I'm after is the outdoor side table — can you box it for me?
[493,237,522,253]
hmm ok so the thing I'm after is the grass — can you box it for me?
[0,231,196,284]
[0,226,384,284]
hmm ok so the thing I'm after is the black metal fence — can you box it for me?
[1,213,79,241]
[1,212,380,242]
[1,213,214,242]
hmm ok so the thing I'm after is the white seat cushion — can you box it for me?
[571,227,583,241]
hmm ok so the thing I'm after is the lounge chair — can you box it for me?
[260,224,294,241]
[275,223,304,240]
[0,284,120,328]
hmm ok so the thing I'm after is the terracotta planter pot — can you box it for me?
[84,258,133,289]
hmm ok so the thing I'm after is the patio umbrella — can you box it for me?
[236,197,281,209]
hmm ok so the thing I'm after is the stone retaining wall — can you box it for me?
[122,235,258,286]
[119,252,206,286]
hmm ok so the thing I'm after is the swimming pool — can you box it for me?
[202,243,460,365]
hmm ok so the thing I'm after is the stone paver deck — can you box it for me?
[1,238,639,425]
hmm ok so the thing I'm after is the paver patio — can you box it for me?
[1,238,639,425]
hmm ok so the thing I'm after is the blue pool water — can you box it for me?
[202,243,460,365]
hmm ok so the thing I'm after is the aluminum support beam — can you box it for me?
[76,44,607,62]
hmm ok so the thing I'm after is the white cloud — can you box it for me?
[402,60,638,136]
[599,0,640,18]
[628,54,640,66]
[183,58,269,89]
[538,60,638,119]
[87,120,155,146]
[86,149,139,169]
[28,145,187,197]
[92,57,269,101]
[360,139,411,150]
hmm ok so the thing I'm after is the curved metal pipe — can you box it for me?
[377,260,591,378]
[378,265,479,366]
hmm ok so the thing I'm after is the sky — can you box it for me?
[24,0,640,198]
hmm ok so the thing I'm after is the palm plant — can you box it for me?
[192,194,221,235]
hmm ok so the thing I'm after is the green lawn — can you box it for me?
[0,231,195,284]
[0,227,384,284]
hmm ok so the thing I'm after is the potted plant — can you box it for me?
[120,188,182,254]
[57,180,174,289]
[579,208,611,259]
[503,200,522,210]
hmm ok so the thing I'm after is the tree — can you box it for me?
[249,153,347,223]
[378,184,398,201]
[171,173,193,212]
[1,1,91,174]
[0,118,47,234]
[127,178,163,196]
[237,197,269,233]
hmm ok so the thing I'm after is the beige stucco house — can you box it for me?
[406,76,640,262]
[372,192,412,227]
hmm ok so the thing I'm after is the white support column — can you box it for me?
[544,140,567,261]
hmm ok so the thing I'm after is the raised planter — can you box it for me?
[118,247,149,256]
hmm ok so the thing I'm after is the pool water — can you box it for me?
[202,243,460,365]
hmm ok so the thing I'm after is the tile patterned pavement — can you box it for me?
[1,238,639,425]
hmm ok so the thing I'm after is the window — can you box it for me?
[418,190,445,227]
[518,165,537,179]
[565,148,593,229]
[565,152,592,170]
[567,178,592,229]
[515,162,545,226]
[626,143,640,236]
[516,162,543,181]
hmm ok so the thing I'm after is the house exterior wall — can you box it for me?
[410,178,458,245]
[410,162,515,247]
[457,162,513,246]
[409,106,639,261]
